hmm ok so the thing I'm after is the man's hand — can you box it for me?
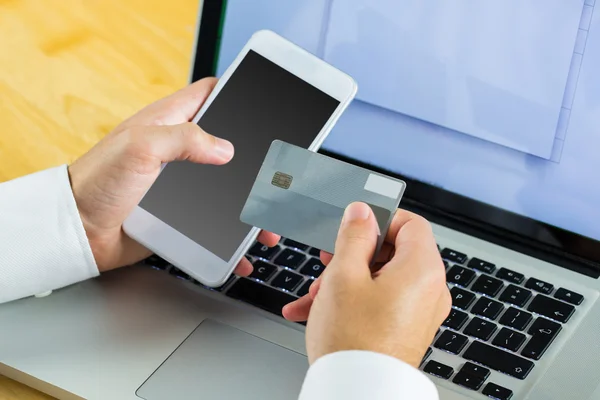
[283,202,451,367]
[68,78,279,273]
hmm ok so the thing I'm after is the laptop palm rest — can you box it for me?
[136,319,308,400]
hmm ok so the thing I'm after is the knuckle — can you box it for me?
[121,126,154,155]
[413,215,433,234]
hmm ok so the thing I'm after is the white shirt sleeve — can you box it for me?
[0,165,98,304]
[299,350,439,400]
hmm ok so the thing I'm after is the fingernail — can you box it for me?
[214,138,234,161]
[343,202,371,224]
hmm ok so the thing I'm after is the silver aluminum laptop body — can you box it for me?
[1,4,600,400]
[1,226,600,400]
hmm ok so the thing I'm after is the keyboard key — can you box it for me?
[145,255,170,270]
[554,288,584,305]
[483,383,513,400]
[525,277,554,295]
[461,362,491,379]
[249,261,277,282]
[453,371,485,391]
[249,243,280,260]
[499,307,533,331]
[169,268,190,280]
[308,247,321,257]
[442,309,469,331]
[527,294,575,323]
[226,278,296,317]
[421,347,433,365]
[423,360,454,379]
[468,257,496,274]
[450,287,476,310]
[441,248,468,264]
[271,270,303,292]
[463,341,534,380]
[283,239,309,250]
[521,318,562,360]
[496,268,524,284]
[273,249,306,269]
[492,328,526,352]
[434,330,469,355]
[471,275,504,297]
[464,317,497,341]
[499,285,532,307]
[296,279,313,297]
[300,258,326,278]
[447,265,476,287]
[443,260,450,269]
[472,298,504,320]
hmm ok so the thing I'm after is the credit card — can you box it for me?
[240,140,406,255]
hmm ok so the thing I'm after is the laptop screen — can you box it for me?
[195,0,600,267]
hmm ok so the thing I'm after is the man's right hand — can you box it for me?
[283,202,451,368]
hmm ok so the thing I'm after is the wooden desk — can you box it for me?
[0,0,199,397]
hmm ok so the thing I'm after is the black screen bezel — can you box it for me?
[190,0,600,278]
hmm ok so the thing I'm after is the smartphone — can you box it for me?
[122,30,357,287]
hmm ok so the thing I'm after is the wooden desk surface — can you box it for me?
[0,0,199,398]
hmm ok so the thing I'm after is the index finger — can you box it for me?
[384,208,432,245]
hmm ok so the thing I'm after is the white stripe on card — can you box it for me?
[364,174,403,199]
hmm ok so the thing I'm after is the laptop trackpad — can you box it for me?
[136,319,308,400]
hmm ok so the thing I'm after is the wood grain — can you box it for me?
[0,0,199,183]
[0,0,199,398]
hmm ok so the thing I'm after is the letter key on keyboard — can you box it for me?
[249,243,280,260]
[299,258,326,278]
[274,249,306,269]
[296,279,313,297]
[249,261,277,282]
[271,270,303,291]
[450,287,476,310]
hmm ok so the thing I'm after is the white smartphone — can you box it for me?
[123,30,357,287]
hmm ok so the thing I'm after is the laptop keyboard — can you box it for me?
[142,240,585,400]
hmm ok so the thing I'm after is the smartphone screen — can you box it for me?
[139,50,340,261]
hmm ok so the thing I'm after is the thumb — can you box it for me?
[328,202,378,280]
[139,122,234,165]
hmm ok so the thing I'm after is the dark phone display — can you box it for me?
[139,50,340,260]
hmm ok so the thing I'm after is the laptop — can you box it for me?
[2,1,600,399]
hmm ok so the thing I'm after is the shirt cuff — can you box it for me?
[299,350,439,400]
[0,165,99,303]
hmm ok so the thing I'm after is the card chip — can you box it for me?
[271,171,293,189]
